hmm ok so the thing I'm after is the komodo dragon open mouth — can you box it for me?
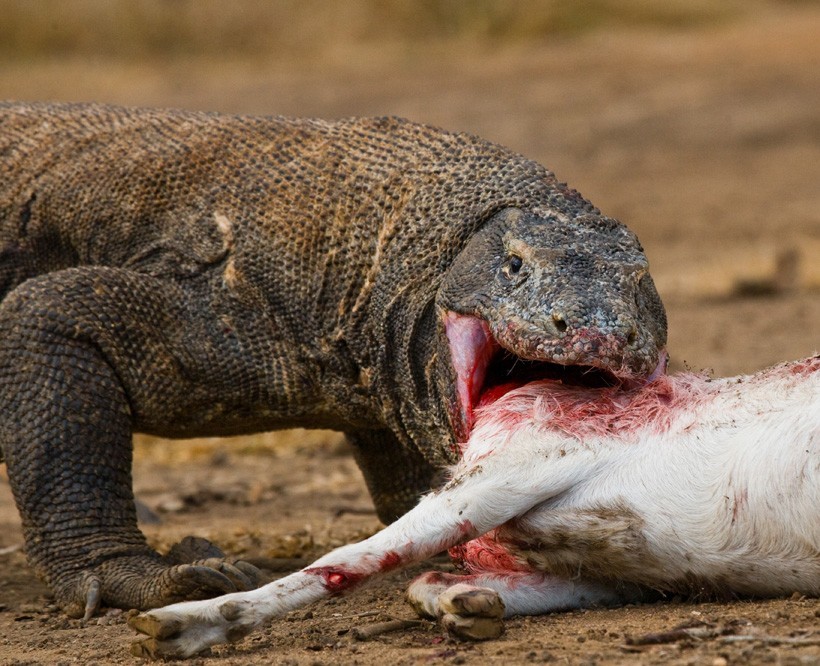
[444,311,667,441]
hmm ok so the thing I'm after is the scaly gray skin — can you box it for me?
[0,102,667,619]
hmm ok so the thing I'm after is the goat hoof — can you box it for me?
[438,584,505,640]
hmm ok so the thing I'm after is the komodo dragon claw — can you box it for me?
[164,536,264,591]
[188,559,260,591]
[80,574,102,623]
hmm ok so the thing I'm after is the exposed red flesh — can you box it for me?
[304,566,366,594]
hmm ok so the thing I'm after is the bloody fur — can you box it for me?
[130,355,818,658]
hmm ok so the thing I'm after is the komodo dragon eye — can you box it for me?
[501,254,523,280]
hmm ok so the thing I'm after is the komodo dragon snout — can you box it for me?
[439,208,667,439]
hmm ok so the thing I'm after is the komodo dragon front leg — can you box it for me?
[0,266,262,619]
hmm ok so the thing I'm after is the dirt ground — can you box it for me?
[1,4,819,664]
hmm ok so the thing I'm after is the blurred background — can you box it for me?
[2,0,817,376]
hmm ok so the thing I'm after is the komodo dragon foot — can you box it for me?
[58,536,262,621]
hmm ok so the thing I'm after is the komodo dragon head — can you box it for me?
[437,207,667,441]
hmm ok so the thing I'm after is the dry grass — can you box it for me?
[0,0,765,61]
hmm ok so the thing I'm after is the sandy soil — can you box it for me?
[0,5,818,664]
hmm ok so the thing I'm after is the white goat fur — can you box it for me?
[130,356,819,657]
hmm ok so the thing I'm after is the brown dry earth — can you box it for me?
[0,5,819,665]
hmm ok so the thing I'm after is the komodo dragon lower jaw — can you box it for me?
[443,311,668,443]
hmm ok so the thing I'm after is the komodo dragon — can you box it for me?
[0,102,667,620]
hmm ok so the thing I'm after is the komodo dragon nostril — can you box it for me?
[551,313,568,333]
